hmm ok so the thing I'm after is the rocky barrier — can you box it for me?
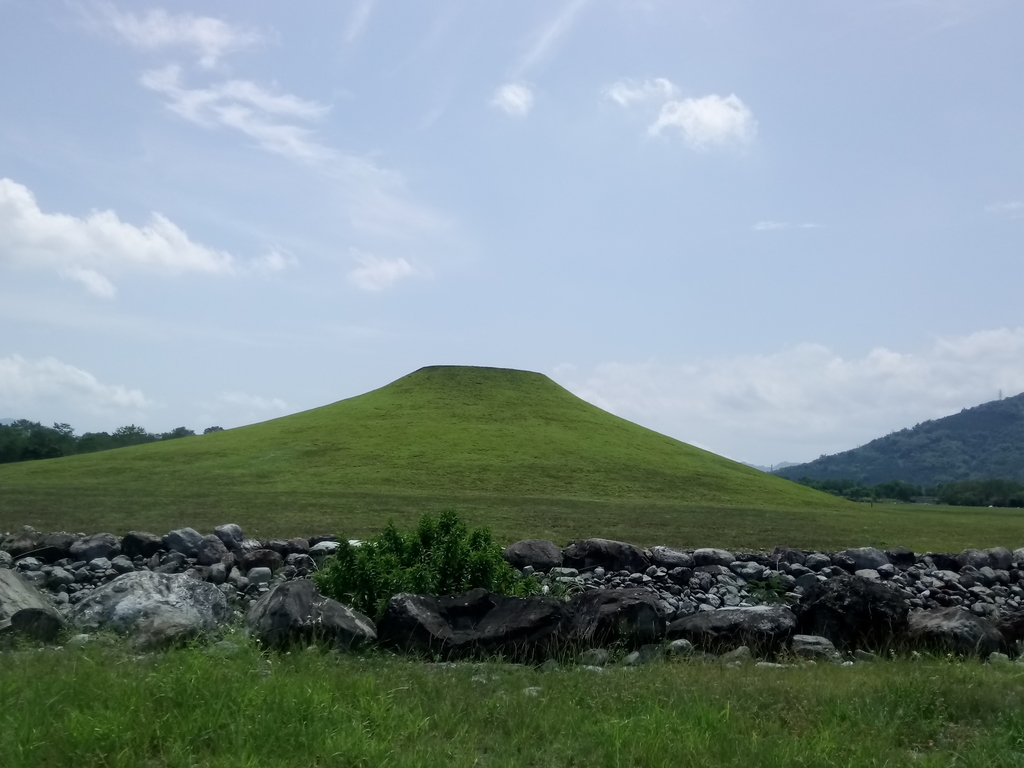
[2,526,1024,664]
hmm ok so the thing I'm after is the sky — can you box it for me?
[1,0,1022,466]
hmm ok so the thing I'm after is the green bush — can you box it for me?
[313,510,537,618]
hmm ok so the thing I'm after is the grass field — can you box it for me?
[1,366,1022,551]
[4,640,1024,768]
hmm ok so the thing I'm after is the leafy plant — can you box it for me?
[313,510,537,618]
[746,575,789,605]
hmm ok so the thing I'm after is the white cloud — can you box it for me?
[219,392,288,411]
[97,4,262,68]
[604,78,677,107]
[491,83,535,117]
[516,0,590,76]
[251,249,297,276]
[349,252,416,291]
[557,328,1024,465]
[986,200,1024,219]
[649,93,757,149]
[141,66,333,164]
[0,355,149,413]
[345,0,377,43]
[0,177,234,296]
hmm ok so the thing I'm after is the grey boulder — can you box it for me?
[69,532,120,562]
[121,531,163,559]
[648,546,695,570]
[791,634,840,661]
[560,588,666,648]
[907,607,1005,657]
[667,605,796,652]
[196,535,229,566]
[0,569,65,641]
[246,579,376,650]
[563,538,650,573]
[214,524,244,550]
[693,548,735,568]
[71,571,229,648]
[503,539,563,572]
[838,547,889,572]
[163,528,204,558]
[796,573,908,651]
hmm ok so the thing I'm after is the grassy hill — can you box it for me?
[1,366,1020,550]
[777,391,1024,487]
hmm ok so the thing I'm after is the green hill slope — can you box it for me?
[777,392,1024,487]
[4,365,1017,551]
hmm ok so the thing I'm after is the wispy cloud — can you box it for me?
[251,249,298,276]
[348,251,416,291]
[557,328,1024,465]
[95,4,262,68]
[0,177,234,298]
[754,221,821,231]
[604,78,677,107]
[986,200,1024,219]
[649,93,757,149]
[0,354,150,412]
[515,0,590,77]
[491,83,534,117]
[344,0,377,43]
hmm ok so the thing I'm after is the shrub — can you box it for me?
[313,510,536,618]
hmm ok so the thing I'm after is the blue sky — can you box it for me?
[1,0,1022,465]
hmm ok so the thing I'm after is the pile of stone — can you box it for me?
[2,527,1023,664]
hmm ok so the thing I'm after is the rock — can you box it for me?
[730,561,768,581]
[121,531,163,559]
[853,649,879,662]
[854,569,880,581]
[924,553,961,571]
[0,551,11,569]
[578,648,611,666]
[649,546,695,570]
[959,548,1013,572]
[503,540,563,572]
[996,608,1024,643]
[110,555,135,574]
[907,607,1005,657]
[285,538,310,555]
[70,571,229,647]
[771,547,807,567]
[208,563,228,585]
[246,579,376,650]
[2,527,42,558]
[248,567,273,585]
[69,533,120,562]
[242,549,283,573]
[988,652,1012,666]
[885,546,915,568]
[196,535,229,566]
[839,547,889,571]
[563,539,650,573]
[309,540,340,557]
[16,556,42,571]
[796,573,909,651]
[214,524,244,550]
[667,638,694,657]
[265,539,290,556]
[720,646,752,665]
[791,634,840,661]
[693,548,735,568]
[0,569,66,641]
[560,588,666,648]
[803,553,831,572]
[285,554,316,572]
[35,532,81,562]
[667,605,796,652]
[378,588,565,659]
[1013,548,1024,568]
[163,528,204,558]
[624,644,665,665]
[48,566,75,587]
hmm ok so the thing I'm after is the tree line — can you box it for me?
[0,420,224,465]
[793,476,1024,508]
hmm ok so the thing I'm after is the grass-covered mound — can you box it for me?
[2,365,1019,550]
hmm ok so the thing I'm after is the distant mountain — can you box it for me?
[745,461,798,473]
[776,392,1024,486]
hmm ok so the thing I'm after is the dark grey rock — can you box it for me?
[246,579,376,650]
[907,607,1005,657]
[163,528,204,558]
[121,531,163,559]
[1,528,42,558]
[796,573,909,651]
[804,553,832,572]
[791,634,840,661]
[0,569,66,642]
[285,538,310,555]
[667,605,796,652]
[839,547,889,571]
[503,540,563,572]
[560,588,666,649]
[35,532,81,562]
[378,588,565,659]
[214,524,244,550]
[69,533,120,563]
[693,548,735,568]
[196,535,229,566]
[649,546,695,570]
[563,539,650,573]
[885,547,915,568]
[242,549,283,573]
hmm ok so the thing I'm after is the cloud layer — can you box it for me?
[0,355,149,413]
[0,178,234,297]
[558,328,1024,464]
[491,83,535,117]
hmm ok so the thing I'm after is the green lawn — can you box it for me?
[4,641,1024,767]
[1,366,1021,551]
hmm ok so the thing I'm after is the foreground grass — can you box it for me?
[3,641,1024,767]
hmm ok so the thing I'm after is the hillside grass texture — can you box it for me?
[1,366,1021,551]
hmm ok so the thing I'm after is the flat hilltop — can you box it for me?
[0,366,1019,550]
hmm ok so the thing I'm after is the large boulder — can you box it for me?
[997,608,1024,644]
[693,548,735,568]
[35,532,81,563]
[1,527,42,558]
[648,546,694,570]
[838,547,889,571]
[559,588,666,648]
[121,531,164,559]
[246,580,376,650]
[0,569,65,642]
[214,524,244,551]
[71,571,229,648]
[795,573,909,651]
[196,535,229,566]
[907,607,1005,657]
[377,588,565,659]
[163,528,204,558]
[667,605,796,653]
[502,540,563,572]
[242,549,283,573]
[959,548,1013,572]
[563,538,650,573]
[69,533,120,562]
